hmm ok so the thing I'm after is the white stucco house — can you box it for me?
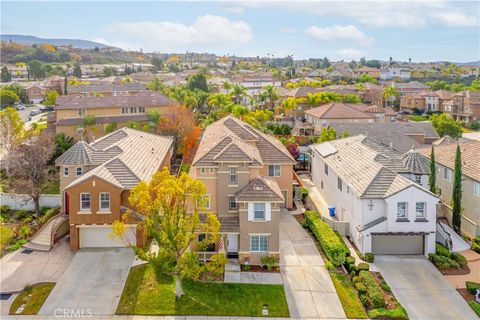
[380,65,411,80]
[309,135,438,256]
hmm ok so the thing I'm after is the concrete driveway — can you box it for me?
[0,237,74,293]
[279,210,346,319]
[374,255,477,320]
[39,248,134,315]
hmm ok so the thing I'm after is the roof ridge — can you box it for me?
[213,141,254,162]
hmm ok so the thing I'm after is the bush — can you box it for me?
[242,264,251,271]
[261,255,278,271]
[451,252,467,268]
[346,256,355,265]
[359,293,370,308]
[470,121,480,131]
[473,237,480,254]
[429,253,460,269]
[325,261,335,271]
[304,210,349,266]
[468,301,480,317]
[364,253,375,263]
[380,281,391,293]
[19,225,32,238]
[15,209,32,220]
[8,239,27,251]
[359,271,386,309]
[301,187,309,200]
[180,164,191,174]
[466,281,480,295]
[436,243,451,257]
[0,205,10,216]
[358,262,370,271]
[355,282,367,294]
[352,276,360,284]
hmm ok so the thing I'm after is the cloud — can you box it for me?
[337,48,365,60]
[108,15,252,50]
[305,25,374,46]
[92,38,142,51]
[428,11,478,27]
[280,27,296,34]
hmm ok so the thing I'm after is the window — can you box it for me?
[443,168,452,181]
[99,193,110,211]
[78,109,86,117]
[121,107,128,114]
[64,167,69,177]
[250,235,268,252]
[414,175,422,184]
[268,165,280,177]
[80,193,91,211]
[76,167,83,176]
[202,195,211,209]
[254,203,266,220]
[200,167,206,175]
[130,107,137,113]
[229,196,237,210]
[324,164,329,175]
[139,107,145,113]
[415,202,426,219]
[209,168,215,174]
[475,182,480,197]
[397,202,408,219]
[229,167,237,184]
[337,178,343,191]
[198,234,215,252]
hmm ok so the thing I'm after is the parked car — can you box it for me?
[16,104,26,110]
[45,105,55,112]
[28,110,40,120]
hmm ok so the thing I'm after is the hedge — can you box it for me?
[428,253,460,269]
[304,210,349,266]
[436,243,451,257]
[451,252,467,268]
[359,271,386,308]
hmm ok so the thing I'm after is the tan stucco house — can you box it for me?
[190,116,296,264]
[55,128,174,250]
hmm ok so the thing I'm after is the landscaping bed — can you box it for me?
[429,243,469,275]
[9,283,55,315]
[117,264,289,317]
[458,282,480,317]
[241,265,280,273]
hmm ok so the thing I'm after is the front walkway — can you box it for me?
[224,259,283,284]
[445,249,480,289]
[279,209,346,319]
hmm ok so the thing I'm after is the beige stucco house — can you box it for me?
[190,116,296,264]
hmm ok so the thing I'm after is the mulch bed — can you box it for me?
[457,288,475,302]
[438,266,470,275]
[372,272,400,310]
[293,213,305,224]
[241,265,280,273]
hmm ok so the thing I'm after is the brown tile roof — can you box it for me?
[235,176,284,202]
[305,102,377,119]
[192,116,295,166]
[55,114,150,126]
[55,91,175,110]
[68,82,146,94]
[419,140,480,181]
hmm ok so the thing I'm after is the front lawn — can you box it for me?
[9,283,55,315]
[408,115,429,122]
[43,179,60,194]
[330,271,367,319]
[117,264,289,317]
[0,225,14,249]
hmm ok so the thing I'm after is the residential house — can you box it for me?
[51,91,176,140]
[190,116,296,264]
[310,135,438,255]
[67,83,146,97]
[400,91,441,113]
[55,128,174,250]
[329,122,440,153]
[449,90,480,125]
[391,81,430,96]
[303,102,397,133]
[352,67,381,78]
[435,90,454,113]
[380,65,411,80]
[325,68,352,81]
[26,84,46,103]
[2,64,28,81]
[239,76,282,98]
[419,140,480,237]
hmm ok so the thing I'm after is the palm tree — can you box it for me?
[207,93,233,110]
[302,92,322,109]
[382,86,399,108]
[80,115,97,142]
[222,81,233,93]
[264,85,279,110]
[231,84,248,105]
[282,97,298,118]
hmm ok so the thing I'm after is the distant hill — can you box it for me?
[0,34,115,50]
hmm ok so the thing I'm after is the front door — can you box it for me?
[227,234,238,258]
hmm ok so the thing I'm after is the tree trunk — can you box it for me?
[33,196,41,217]
[175,275,184,298]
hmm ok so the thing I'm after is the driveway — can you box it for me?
[39,248,134,315]
[279,209,346,319]
[0,237,74,293]
[374,255,477,320]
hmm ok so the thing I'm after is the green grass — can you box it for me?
[408,115,429,122]
[468,301,480,317]
[0,225,15,249]
[329,271,367,319]
[116,264,289,317]
[43,179,60,194]
[9,283,55,315]
[368,304,409,320]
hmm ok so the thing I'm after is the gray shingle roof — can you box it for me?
[402,149,430,175]
[235,176,284,202]
[55,114,150,126]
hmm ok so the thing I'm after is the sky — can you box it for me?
[1,0,479,62]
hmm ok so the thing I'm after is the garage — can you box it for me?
[79,225,136,248]
[371,234,424,255]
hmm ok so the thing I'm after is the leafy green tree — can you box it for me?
[365,60,381,68]
[231,84,248,104]
[49,133,74,164]
[1,67,12,82]
[2,84,27,103]
[27,60,45,80]
[43,90,59,106]
[341,130,350,138]
[73,63,82,78]
[111,168,223,298]
[382,86,400,109]
[102,66,118,77]
[318,127,337,142]
[0,107,24,173]
[452,144,462,233]
[0,89,20,107]
[151,57,163,72]
[428,146,438,194]
[104,123,118,133]
[264,85,279,110]
[281,97,298,117]
[356,74,378,84]
[343,94,362,103]
[430,113,462,138]
[187,73,209,92]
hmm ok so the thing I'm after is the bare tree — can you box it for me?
[9,134,54,216]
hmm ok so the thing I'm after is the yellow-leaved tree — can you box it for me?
[111,168,224,298]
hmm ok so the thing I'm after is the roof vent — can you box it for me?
[253,186,263,191]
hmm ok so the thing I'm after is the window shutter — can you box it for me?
[266,203,271,221]
[248,203,254,221]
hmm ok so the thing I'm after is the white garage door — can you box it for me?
[371,234,424,255]
[79,225,136,248]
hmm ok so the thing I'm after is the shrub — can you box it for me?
[466,282,480,295]
[352,276,360,284]
[451,252,467,268]
[470,121,480,131]
[472,237,480,254]
[8,239,27,251]
[325,261,335,271]
[0,205,10,216]
[346,256,355,265]
[359,293,370,308]
[355,282,367,294]
[436,243,451,257]
[304,210,349,266]
[19,225,32,238]
[358,262,370,271]
[242,264,251,271]
[364,253,375,263]
[301,187,309,200]
[359,271,386,308]
[380,281,391,293]
[429,253,459,269]
[205,254,227,277]
[15,209,32,220]
[349,271,356,279]
[261,255,278,271]
[468,301,480,317]
[180,164,191,174]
